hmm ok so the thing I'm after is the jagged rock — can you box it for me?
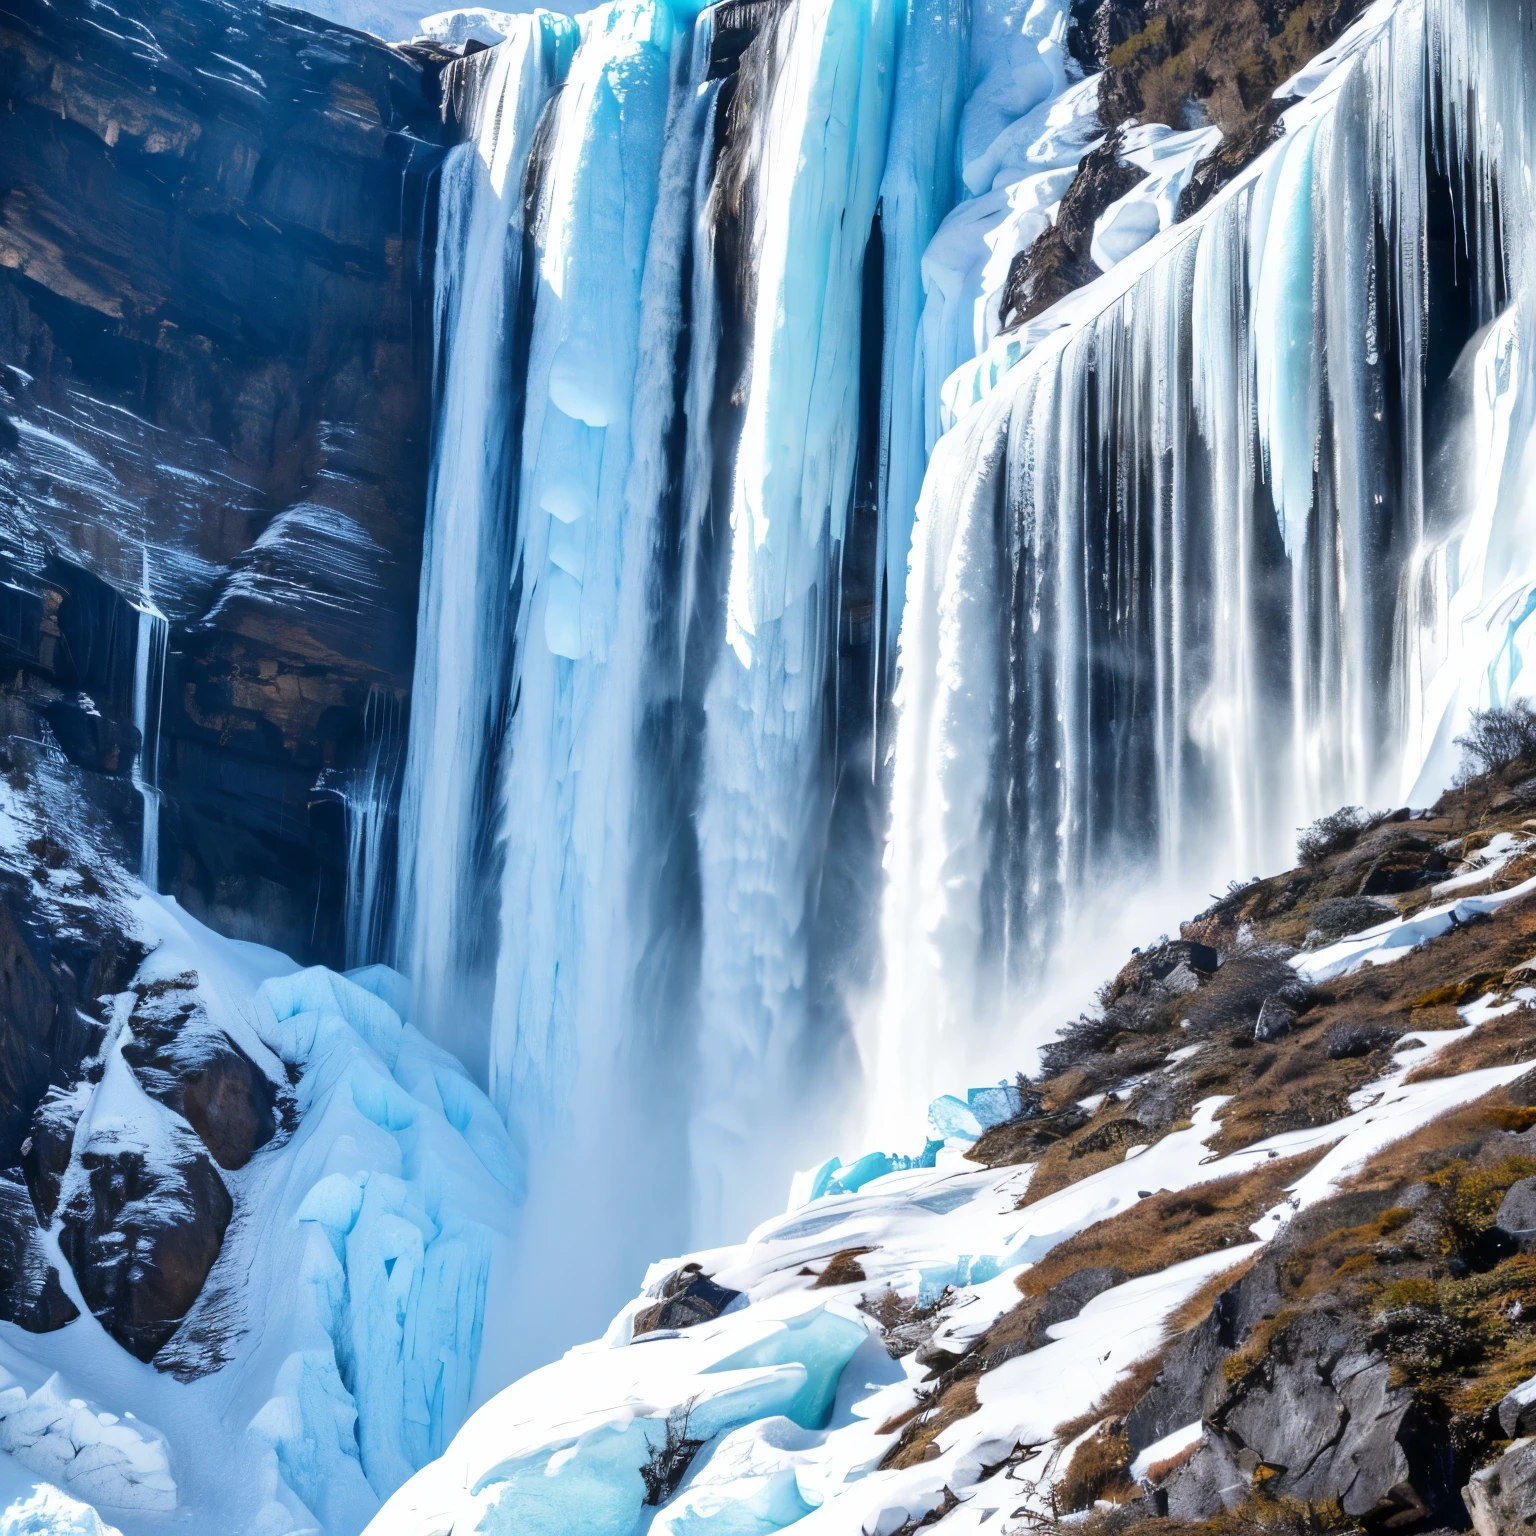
[997,131,1146,330]
[1499,1375,1536,1438]
[633,1264,742,1337]
[57,1132,232,1364]
[1108,940,1221,1003]
[1127,1285,1240,1455]
[1464,1436,1536,1534]
[121,980,280,1171]
[1166,1310,1462,1525]
[0,0,455,965]
[19,1086,84,1227]
[1497,1176,1536,1250]
[0,1173,77,1333]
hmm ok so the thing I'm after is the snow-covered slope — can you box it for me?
[365,1033,1527,1534]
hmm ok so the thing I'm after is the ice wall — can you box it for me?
[872,0,1536,1134]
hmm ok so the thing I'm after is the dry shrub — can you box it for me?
[1297,806,1370,865]
[1456,701,1536,778]
[1057,1420,1136,1512]
[812,1247,873,1288]
[878,1376,978,1470]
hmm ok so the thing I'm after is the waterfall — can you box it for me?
[870,0,1536,1136]
[394,15,577,1071]
[130,599,167,891]
[397,0,1536,1357]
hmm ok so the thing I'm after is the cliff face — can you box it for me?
[0,0,453,963]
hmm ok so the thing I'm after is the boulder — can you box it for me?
[1497,1176,1536,1249]
[1163,1310,1463,1526]
[633,1264,742,1337]
[57,1133,232,1363]
[1464,1437,1536,1535]
[1499,1375,1536,1438]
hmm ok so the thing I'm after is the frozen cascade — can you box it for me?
[486,0,694,1358]
[692,0,899,1240]
[871,0,1536,1138]
[393,17,576,1071]
[129,598,166,891]
[344,689,407,971]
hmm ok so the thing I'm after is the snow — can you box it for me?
[0,1374,173,1514]
[1089,123,1222,272]
[1129,1419,1202,1480]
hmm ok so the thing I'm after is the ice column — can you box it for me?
[693,0,899,1242]
[874,0,1536,1131]
[487,0,681,1359]
[130,598,167,891]
[394,17,576,1071]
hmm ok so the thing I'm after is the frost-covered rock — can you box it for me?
[0,1373,175,1514]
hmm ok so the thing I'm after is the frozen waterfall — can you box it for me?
[391,0,1536,1356]
[872,0,1536,1136]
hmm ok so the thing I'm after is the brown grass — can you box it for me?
[1402,1003,1536,1083]
[812,1247,874,1288]
[1167,1254,1260,1333]
[878,1376,979,1469]
[1017,1147,1331,1301]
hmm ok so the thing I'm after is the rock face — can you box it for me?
[0,0,455,965]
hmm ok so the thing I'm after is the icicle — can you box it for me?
[130,596,166,891]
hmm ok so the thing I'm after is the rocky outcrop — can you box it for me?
[1464,1437,1536,1535]
[0,0,457,964]
[0,1173,77,1332]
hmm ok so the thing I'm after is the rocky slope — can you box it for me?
[0,0,455,965]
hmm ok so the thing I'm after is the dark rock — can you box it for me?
[1496,1176,1536,1249]
[1325,1022,1400,1060]
[1166,1310,1463,1526]
[1028,1266,1123,1347]
[0,0,453,965]
[997,130,1145,330]
[57,1133,233,1363]
[121,980,280,1170]
[1511,1068,1536,1107]
[21,1085,83,1227]
[1306,895,1398,944]
[1254,995,1297,1042]
[633,1264,742,1337]
[1127,1284,1240,1455]
[0,1171,77,1332]
[1464,1435,1536,1534]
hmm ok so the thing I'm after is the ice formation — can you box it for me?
[377,0,1536,1361]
